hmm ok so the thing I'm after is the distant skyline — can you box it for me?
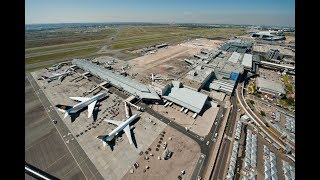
[26,0,295,27]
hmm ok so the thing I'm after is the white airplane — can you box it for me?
[147,73,161,81]
[97,114,139,147]
[46,64,62,71]
[39,69,72,83]
[56,92,108,118]
[147,73,174,82]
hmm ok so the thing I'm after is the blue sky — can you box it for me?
[25,0,295,27]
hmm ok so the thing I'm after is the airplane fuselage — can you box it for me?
[105,114,138,141]
[69,93,107,114]
[46,72,70,82]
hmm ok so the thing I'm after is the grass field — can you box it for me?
[25,25,246,66]
[25,27,116,48]
[25,47,97,64]
[25,39,106,54]
[28,64,55,72]
[109,26,246,50]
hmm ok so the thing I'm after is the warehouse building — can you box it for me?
[209,79,236,95]
[219,39,253,53]
[72,59,160,100]
[241,53,253,71]
[228,52,242,63]
[256,77,285,97]
[266,49,281,60]
[161,81,209,114]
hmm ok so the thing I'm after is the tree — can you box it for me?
[260,110,266,116]
[286,97,295,106]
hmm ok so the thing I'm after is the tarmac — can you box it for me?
[25,73,103,180]
[30,69,169,180]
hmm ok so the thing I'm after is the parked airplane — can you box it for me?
[97,114,139,147]
[46,64,62,71]
[56,92,108,118]
[147,73,174,82]
[147,73,161,81]
[39,68,72,83]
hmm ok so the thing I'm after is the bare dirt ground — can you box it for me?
[150,102,219,137]
[126,38,223,85]
[122,125,201,180]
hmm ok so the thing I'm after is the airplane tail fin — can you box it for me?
[97,135,109,147]
[64,112,69,118]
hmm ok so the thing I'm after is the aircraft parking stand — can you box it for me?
[31,70,167,180]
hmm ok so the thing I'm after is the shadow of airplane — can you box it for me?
[58,103,102,123]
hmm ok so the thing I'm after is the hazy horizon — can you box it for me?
[26,0,295,27]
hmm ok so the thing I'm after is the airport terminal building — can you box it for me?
[72,59,161,101]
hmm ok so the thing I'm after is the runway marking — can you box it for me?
[27,74,89,180]
[44,153,68,171]
[25,130,58,151]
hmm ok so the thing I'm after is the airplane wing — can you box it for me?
[87,100,97,118]
[63,68,70,73]
[123,125,133,144]
[69,96,91,102]
[104,119,122,126]
[58,75,65,82]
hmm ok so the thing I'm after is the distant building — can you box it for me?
[219,39,253,53]
[155,43,168,49]
[251,31,286,41]
[241,53,253,71]
[255,77,285,97]
[266,49,280,60]
[209,70,238,95]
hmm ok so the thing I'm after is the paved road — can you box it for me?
[210,96,238,180]
[236,81,295,152]
[226,96,238,137]
[26,72,104,180]
[211,139,231,180]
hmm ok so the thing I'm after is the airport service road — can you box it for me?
[211,139,231,180]
[26,72,104,180]
[210,96,238,180]
[226,96,238,137]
